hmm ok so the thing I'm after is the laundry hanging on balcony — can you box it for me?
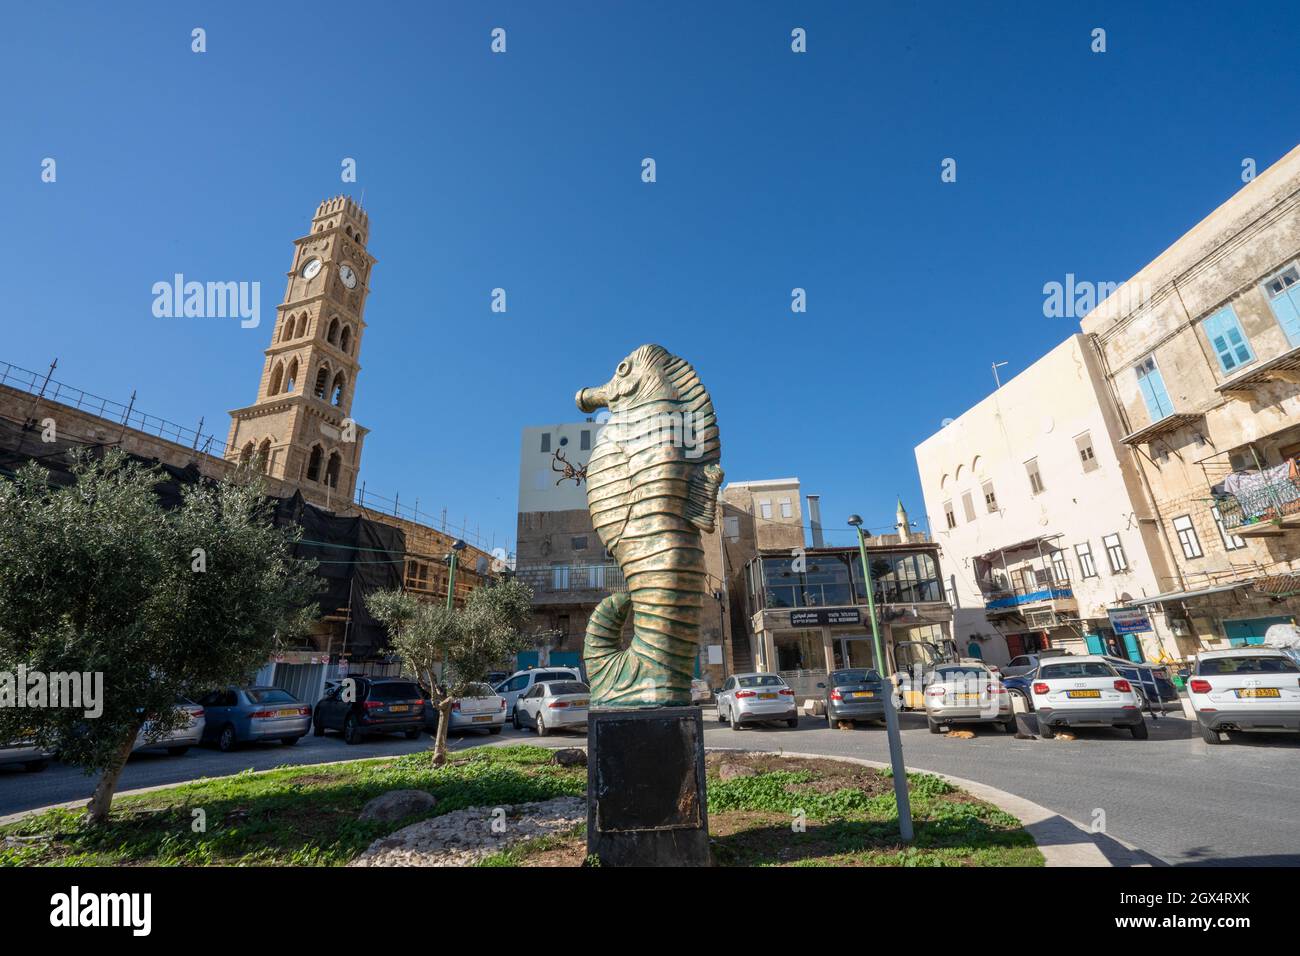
[1212,458,1300,528]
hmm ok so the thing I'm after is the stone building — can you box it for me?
[1080,144,1300,654]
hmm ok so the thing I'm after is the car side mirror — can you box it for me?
[816,682,826,689]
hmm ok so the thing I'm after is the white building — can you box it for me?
[914,333,1179,664]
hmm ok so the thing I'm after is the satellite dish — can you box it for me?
[940,417,955,428]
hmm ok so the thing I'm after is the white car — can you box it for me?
[133,697,206,756]
[494,667,582,718]
[514,679,590,736]
[925,663,1014,734]
[1188,648,1300,745]
[715,673,799,730]
[446,683,507,735]
[0,740,53,773]
[1029,655,1148,739]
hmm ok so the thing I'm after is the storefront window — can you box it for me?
[850,551,942,604]
[761,554,853,608]
[774,629,824,671]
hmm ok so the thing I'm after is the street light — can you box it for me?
[848,514,914,842]
[444,539,467,610]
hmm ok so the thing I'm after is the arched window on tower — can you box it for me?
[313,365,330,400]
[306,445,323,482]
[257,438,272,472]
[331,372,347,407]
[268,362,284,396]
[239,441,255,465]
[340,325,352,354]
[327,317,340,346]
[297,313,309,338]
[285,358,298,393]
[279,318,291,342]
[325,451,341,489]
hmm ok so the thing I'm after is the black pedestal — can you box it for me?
[587,706,711,867]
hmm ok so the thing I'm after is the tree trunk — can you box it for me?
[85,722,143,826]
[432,696,454,767]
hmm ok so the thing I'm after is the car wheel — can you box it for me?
[826,712,836,729]
[1038,719,1055,739]
[1200,722,1224,745]
[536,713,547,738]
[717,705,727,724]
[488,726,502,735]
[729,707,742,731]
[23,759,49,773]
[927,718,942,734]
[217,724,238,753]
[787,717,799,728]
[1000,716,1015,733]
[312,719,325,737]
[1130,720,1149,740]
[343,715,363,745]
[281,736,301,746]
[404,729,421,740]
[512,710,521,731]
[167,746,190,756]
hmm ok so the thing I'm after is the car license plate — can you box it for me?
[956,693,980,701]
[851,691,875,698]
[389,704,409,713]
[1067,690,1101,699]
[1237,688,1281,699]
[572,700,588,708]
[277,709,299,718]
[472,715,491,722]
[759,693,777,700]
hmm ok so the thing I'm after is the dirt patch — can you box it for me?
[705,751,892,797]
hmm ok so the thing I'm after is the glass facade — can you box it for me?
[756,549,943,610]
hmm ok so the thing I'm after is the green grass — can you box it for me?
[0,745,582,867]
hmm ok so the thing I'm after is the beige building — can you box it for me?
[1080,144,1300,653]
[915,334,1176,664]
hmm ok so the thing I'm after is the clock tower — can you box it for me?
[226,196,374,508]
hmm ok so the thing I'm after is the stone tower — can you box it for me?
[226,196,374,508]
[895,497,911,543]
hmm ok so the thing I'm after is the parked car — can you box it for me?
[133,697,206,756]
[822,668,885,727]
[925,663,1014,734]
[514,680,590,736]
[494,667,582,718]
[0,738,53,773]
[312,676,424,744]
[446,683,507,735]
[1101,656,1182,713]
[1029,655,1147,739]
[715,672,799,730]
[1187,648,1300,744]
[690,678,712,704]
[199,686,313,751]
[1001,650,1072,678]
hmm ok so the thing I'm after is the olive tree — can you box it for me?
[0,451,319,824]
[367,578,533,765]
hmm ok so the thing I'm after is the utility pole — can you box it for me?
[992,361,1009,389]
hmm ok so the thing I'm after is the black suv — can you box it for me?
[313,677,427,744]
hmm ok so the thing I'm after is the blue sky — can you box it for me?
[5,1,1299,554]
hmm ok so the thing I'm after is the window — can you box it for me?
[571,536,588,551]
[325,451,341,489]
[1201,306,1255,374]
[1025,458,1045,495]
[540,432,551,453]
[1051,550,1069,584]
[306,445,323,482]
[961,491,976,522]
[1075,542,1098,579]
[779,498,793,518]
[981,481,998,513]
[759,500,772,519]
[1134,355,1174,422]
[1172,515,1203,560]
[944,501,956,529]
[330,372,346,406]
[1075,432,1098,472]
[1262,264,1300,345]
[551,566,570,589]
[724,515,740,540]
[580,430,591,451]
[1212,505,1246,552]
[313,365,329,400]
[1103,533,1128,572]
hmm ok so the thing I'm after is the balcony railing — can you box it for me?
[1216,476,1300,531]
[515,563,627,596]
[983,584,1074,609]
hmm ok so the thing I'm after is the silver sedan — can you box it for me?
[924,663,1014,734]
[715,673,799,730]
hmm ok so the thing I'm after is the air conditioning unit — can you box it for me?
[1166,615,1191,637]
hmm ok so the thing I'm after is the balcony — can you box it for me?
[1215,474,1300,537]
[515,563,627,604]
[1216,344,1300,397]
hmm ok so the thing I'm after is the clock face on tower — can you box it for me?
[301,257,322,279]
[339,264,358,289]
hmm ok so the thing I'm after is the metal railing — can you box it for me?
[515,563,627,595]
[1216,477,1300,531]
[982,583,1075,609]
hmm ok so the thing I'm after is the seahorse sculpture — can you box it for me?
[574,344,723,708]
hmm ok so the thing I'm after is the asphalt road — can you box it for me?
[3,709,1297,866]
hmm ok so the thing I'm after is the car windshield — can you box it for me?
[546,682,589,696]
[1039,662,1115,679]
[245,688,296,704]
[1199,656,1299,675]
[831,669,880,684]
[368,682,421,701]
[461,683,495,698]
[935,666,986,680]
[738,675,785,688]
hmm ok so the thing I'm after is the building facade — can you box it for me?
[915,334,1175,664]
[1081,144,1300,655]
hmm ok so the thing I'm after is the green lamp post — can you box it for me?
[444,539,467,610]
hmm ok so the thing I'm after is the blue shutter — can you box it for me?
[1202,307,1254,373]
[1264,269,1300,345]
[1135,358,1174,421]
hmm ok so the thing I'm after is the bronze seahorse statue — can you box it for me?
[574,344,723,708]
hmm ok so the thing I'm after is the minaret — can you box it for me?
[225,196,374,508]
[895,497,911,543]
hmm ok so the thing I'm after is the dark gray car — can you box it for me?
[822,668,886,727]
